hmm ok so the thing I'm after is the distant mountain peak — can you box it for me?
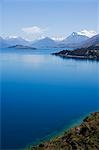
[57,31,90,48]
[71,32,78,36]
[32,36,56,48]
[61,32,89,44]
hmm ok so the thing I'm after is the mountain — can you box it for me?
[32,37,57,48]
[58,32,89,48]
[1,32,98,49]
[0,36,9,48]
[62,32,89,43]
[53,34,99,60]
[5,36,29,46]
[78,34,99,48]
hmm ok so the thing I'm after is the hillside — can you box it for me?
[78,34,99,48]
[29,112,99,150]
[53,46,99,60]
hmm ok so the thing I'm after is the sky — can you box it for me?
[0,0,98,41]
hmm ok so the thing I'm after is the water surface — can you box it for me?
[1,48,99,149]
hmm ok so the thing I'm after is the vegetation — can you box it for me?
[53,45,99,60]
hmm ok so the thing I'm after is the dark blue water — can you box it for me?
[1,48,99,149]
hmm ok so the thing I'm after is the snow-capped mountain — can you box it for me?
[32,37,56,48]
[58,32,89,48]
[0,30,97,49]
[62,32,89,44]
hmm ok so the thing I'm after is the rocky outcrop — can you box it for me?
[29,112,99,150]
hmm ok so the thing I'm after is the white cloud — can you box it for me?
[77,29,97,38]
[21,26,48,41]
[22,26,46,34]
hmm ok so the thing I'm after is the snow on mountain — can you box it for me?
[62,32,89,43]
[77,30,97,38]
[0,30,97,49]
[57,32,89,48]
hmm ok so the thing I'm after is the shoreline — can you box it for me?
[55,53,99,61]
[52,46,99,61]
[26,110,99,150]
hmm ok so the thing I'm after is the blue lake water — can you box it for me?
[1,48,99,149]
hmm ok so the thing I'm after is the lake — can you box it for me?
[1,48,99,149]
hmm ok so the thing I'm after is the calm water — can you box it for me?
[1,48,99,149]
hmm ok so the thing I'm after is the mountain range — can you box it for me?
[0,32,99,49]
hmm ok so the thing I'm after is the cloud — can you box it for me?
[77,29,97,38]
[22,26,47,34]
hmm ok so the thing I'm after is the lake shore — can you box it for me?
[52,46,99,61]
[28,112,99,150]
[26,114,85,149]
